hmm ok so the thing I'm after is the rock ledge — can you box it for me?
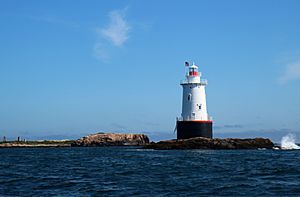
[71,133,149,147]
[144,137,274,150]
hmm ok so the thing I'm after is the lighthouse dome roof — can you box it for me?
[190,64,198,69]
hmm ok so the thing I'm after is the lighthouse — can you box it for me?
[176,62,213,139]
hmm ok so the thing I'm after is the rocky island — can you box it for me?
[0,133,149,148]
[71,133,150,147]
[1,133,277,150]
[144,137,274,150]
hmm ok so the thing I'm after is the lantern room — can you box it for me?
[188,64,199,76]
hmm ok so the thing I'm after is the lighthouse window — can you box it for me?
[187,94,191,101]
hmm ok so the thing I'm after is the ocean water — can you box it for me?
[1,147,300,196]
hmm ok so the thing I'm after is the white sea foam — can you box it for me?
[280,133,300,150]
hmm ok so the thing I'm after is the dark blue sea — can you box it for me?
[1,147,300,196]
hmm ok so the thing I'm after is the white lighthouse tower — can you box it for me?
[177,62,213,139]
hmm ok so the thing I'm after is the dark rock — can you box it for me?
[71,133,149,147]
[144,137,274,150]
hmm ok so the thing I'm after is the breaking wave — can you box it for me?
[281,133,300,150]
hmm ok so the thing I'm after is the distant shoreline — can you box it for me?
[0,140,74,148]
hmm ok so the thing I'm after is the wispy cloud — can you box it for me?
[278,61,300,84]
[94,7,130,62]
[214,124,244,130]
[223,124,244,129]
[100,8,130,47]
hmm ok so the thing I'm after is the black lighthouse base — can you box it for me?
[177,121,213,139]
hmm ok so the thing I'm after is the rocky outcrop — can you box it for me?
[144,137,274,150]
[71,133,150,147]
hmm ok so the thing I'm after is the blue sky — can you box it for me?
[1,0,300,142]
